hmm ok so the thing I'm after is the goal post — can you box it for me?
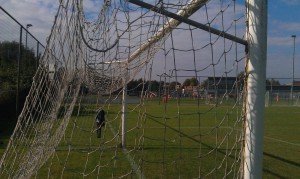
[0,0,269,178]
[244,0,268,178]
[265,91,270,107]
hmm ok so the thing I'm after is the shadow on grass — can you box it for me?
[263,168,286,178]
[263,152,300,168]
[262,151,300,178]
[0,117,16,150]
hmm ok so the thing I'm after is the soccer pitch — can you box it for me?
[0,99,299,178]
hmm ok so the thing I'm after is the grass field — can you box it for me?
[0,97,299,178]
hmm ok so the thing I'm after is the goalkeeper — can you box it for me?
[95,109,106,138]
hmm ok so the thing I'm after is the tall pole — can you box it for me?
[121,68,128,149]
[291,35,296,105]
[36,41,40,69]
[244,0,267,178]
[270,78,273,106]
[16,27,23,116]
[25,30,27,49]
[25,24,32,49]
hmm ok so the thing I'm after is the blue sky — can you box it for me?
[267,0,300,80]
[0,0,299,82]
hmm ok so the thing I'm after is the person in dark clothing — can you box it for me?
[95,109,106,138]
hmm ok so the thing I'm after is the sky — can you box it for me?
[267,0,300,80]
[0,0,300,82]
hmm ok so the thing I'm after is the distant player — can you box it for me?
[95,109,106,138]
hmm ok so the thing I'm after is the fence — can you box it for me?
[266,77,300,106]
[0,6,45,119]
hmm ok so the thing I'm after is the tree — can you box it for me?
[190,77,199,86]
[149,80,159,92]
[266,79,280,86]
[169,81,181,90]
[183,79,191,86]
[0,41,38,120]
[183,77,198,86]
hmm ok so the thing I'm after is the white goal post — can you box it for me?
[0,0,268,178]
[244,0,268,178]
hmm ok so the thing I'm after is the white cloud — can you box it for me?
[279,22,300,32]
[0,0,249,80]
[268,36,297,46]
[280,0,300,6]
[0,0,105,44]
[0,0,59,44]
[272,20,300,32]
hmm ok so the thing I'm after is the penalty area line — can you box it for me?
[107,123,145,179]
[264,136,300,147]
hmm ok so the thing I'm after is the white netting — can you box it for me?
[0,0,248,178]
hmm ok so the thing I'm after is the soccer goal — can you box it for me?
[0,0,267,178]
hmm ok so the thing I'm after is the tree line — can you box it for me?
[125,75,281,94]
[0,41,38,122]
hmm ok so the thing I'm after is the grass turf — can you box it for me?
[0,98,299,178]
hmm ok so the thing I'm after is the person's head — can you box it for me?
[100,109,105,115]
[97,107,102,112]
[97,108,105,115]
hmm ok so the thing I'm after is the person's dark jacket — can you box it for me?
[96,109,105,127]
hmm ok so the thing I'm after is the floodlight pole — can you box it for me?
[25,24,32,49]
[244,0,267,179]
[291,35,296,105]
[121,66,128,149]
[16,27,23,116]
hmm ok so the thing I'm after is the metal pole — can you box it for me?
[36,41,40,69]
[25,24,32,49]
[121,69,128,149]
[16,27,23,116]
[270,78,273,106]
[244,0,267,178]
[291,35,296,105]
[158,75,162,104]
[25,31,27,49]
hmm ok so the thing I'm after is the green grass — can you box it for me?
[0,98,299,178]
[263,106,300,178]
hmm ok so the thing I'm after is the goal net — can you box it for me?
[0,0,253,178]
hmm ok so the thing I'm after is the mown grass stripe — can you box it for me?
[107,123,145,179]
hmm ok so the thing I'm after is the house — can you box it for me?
[204,77,242,97]
[182,85,200,97]
[266,81,300,92]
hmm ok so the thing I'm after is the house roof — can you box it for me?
[293,81,300,86]
[207,77,237,80]
[285,81,300,86]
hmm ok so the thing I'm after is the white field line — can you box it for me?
[264,136,300,147]
[143,126,241,130]
[143,127,299,147]
[107,123,145,179]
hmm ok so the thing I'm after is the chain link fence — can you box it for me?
[266,78,300,106]
[0,6,45,131]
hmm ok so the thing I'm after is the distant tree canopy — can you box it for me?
[126,79,182,94]
[0,41,37,90]
[183,77,198,86]
[127,79,162,94]
[169,81,181,90]
[266,79,280,86]
[0,41,38,119]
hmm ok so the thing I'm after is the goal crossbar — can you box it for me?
[127,0,209,63]
[128,0,247,46]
